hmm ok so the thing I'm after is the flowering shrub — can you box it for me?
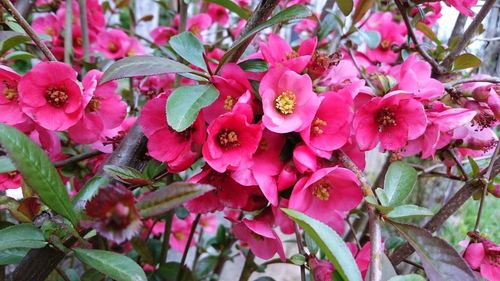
[0,0,499,280]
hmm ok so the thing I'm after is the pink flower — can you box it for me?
[260,33,317,73]
[202,107,262,173]
[205,63,253,122]
[96,29,131,59]
[294,18,318,35]
[150,26,177,45]
[187,13,212,37]
[272,199,295,234]
[353,91,427,151]
[0,66,26,125]
[68,70,127,144]
[364,12,406,64]
[463,233,500,281]
[85,185,142,244]
[140,95,205,172]
[185,166,260,213]
[200,214,218,234]
[92,117,136,153]
[289,166,362,233]
[232,211,285,261]
[309,256,334,281]
[391,54,444,100]
[0,172,21,190]
[32,14,61,40]
[170,215,196,252]
[208,4,229,25]
[445,0,478,17]
[18,61,84,131]
[411,2,442,26]
[260,67,320,133]
[293,144,318,173]
[300,90,353,153]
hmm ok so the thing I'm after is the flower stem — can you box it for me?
[159,210,174,265]
[238,250,255,281]
[294,224,306,281]
[176,214,201,281]
[78,0,90,72]
[63,0,73,64]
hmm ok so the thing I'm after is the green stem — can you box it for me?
[176,214,201,281]
[63,0,72,64]
[159,210,174,265]
[238,250,255,281]
[77,0,90,72]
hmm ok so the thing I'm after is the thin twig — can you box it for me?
[394,0,445,75]
[441,0,497,68]
[473,141,499,232]
[63,0,73,64]
[334,150,381,281]
[176,214,201,281]
[448,149,469,181]
[78,0,90,70]
[445,77,500,88]
[294,224,306,281]
[347,47,377,90]
[159,210,174,265]
[402,259,424,270]
[346,217,362,250]
[238,250,256,281]
[0,0,57,61]
[54,150,103,168]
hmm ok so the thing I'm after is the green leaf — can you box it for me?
[156,262,194,281]
[73,248,147,281]
[352,0,375,24]
[360,30,381,49]
[99,56,195,84]
[206,0,251,19]
[4,50,34,60]
[0,156,16,173]
[374,188,389,206]
[0,224,47,251]
[103,165,152,185]
[453,53,482,70]
[195,255,218,277]
[282,209,362,281]
[131,237,154,265]
[337,0,354,16]
[169,32,207,71]
[238,59,269,72]
[0,248,29,265]
[467,156,480,178]
[136,182,214,218]
[217,5,313,71]
[166,84,219,132]
[390,222,477,281]
[384,161,417,206]
[290,253,306,265]
[0,31,29,53]
[0,124,78,225]
[386,205,433,219]
[72,176,110,211]
[415,22,441,45]
[388,274,426,281]
[318,13,338,40]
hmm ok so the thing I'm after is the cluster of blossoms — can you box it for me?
[0,0,499,280]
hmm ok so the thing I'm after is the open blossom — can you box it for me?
[170,215,196,252]
[187,13,212,38]
[150,26,177,45]
[463,232,500,281]
[231,211,285,261]
[445,0,477,17]
[32,14,61,41]
[68,70,127,144]
[18,61,84,131]
[260,33,317,73]
[202,106,262,173]
[208,3,229,25]
[353,91,427,151]
[300,90,353,153]
[85,185,142,244]
[390,54,444,100]
[140,95,205,172]
[364,12,406,64]
[96,29,132,59]
[260,67,320,133]
[0,172,21,191]
[289,166,363,233]
[0,66,26,125]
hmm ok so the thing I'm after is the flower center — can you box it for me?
[108,42,118,53]
[224,96,235,111]
[285,50,298,60]
[275,91,296,115]
[174,231,185,241]
[258,139,268,151]
[217,129,240,148]
[45,27,55,36]
[189,26,201,36]
[312,180,331,201]
[375,107,397,130]
[7,171,18,178]
[3,88,18,101]
[45,88,68,107]
[380,39,391,50]
[311,117,327,136]
[86,97,101,112]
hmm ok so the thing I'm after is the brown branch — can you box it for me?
[0,0,57,61]
[54,150,103,168]
[394,0,445,75]
[226,0,280,64]
[445,77,500,88]
[448,14,467,45]
[441,0,497,69]
[448,149,469,181]
[335,150,381,281]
